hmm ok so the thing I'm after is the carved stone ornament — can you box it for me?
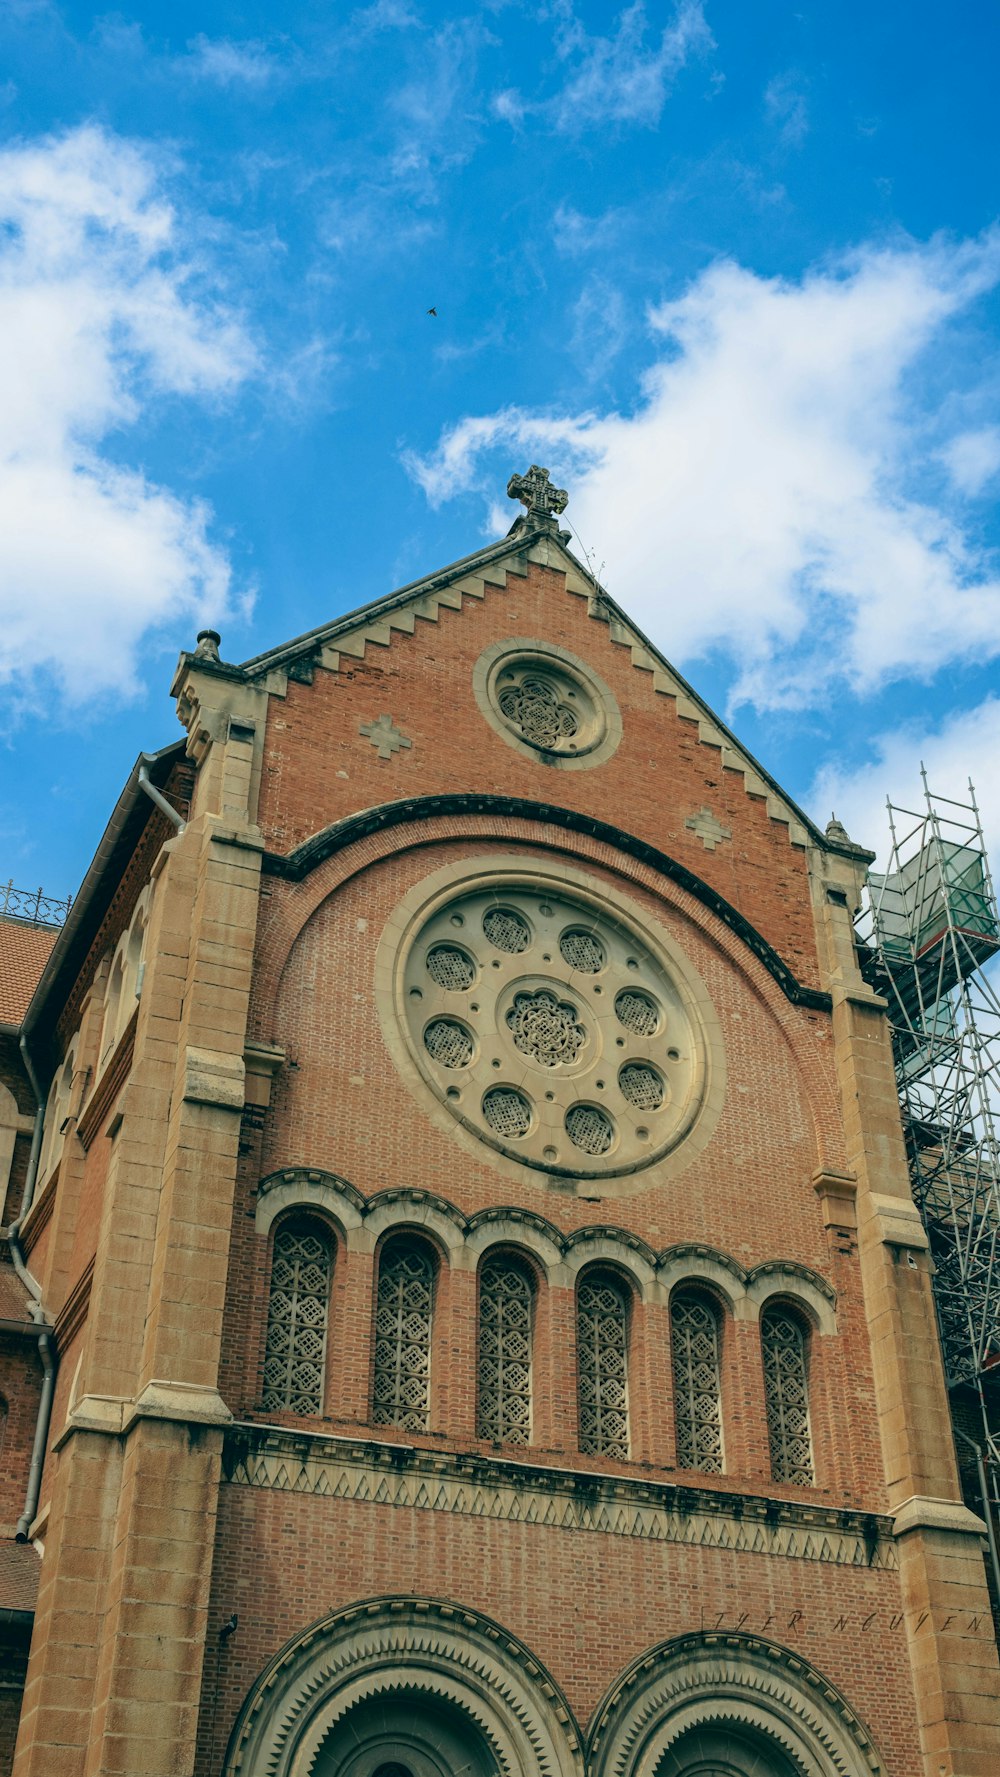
[222,1596,583,1777]
[389,862,717,1181]
[507,463,569,525]
[473,639,623,770]
[589,1631,883,1777]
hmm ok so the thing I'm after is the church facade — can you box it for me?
[1,467,998,1775]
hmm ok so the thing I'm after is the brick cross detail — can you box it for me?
[685,806,732,851]
[507,464,569,524]
[360,714,412,760]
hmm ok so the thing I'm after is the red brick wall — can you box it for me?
[198,1485,925,1777]
[0,1335,41,1532]
[253,562,822,989]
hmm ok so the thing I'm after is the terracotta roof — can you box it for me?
[0,1262,33,1326]
[0,1540,39,1613]
[0,918,58,1026]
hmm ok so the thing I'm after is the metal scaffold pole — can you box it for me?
[856,773,1000,1560]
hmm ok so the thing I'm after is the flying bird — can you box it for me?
[427,307,437,316]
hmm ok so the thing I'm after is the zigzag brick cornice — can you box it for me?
[222,1424,894,1572]
[254,1169,837,1310]
[224,530,865,859]
[259,793,833,1012]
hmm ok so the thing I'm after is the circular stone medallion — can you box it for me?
[389,865,718,1180]
[473,639,623,769]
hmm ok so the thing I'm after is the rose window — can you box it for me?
[399,877,706,1178]
[484,651,607,760]
[497,672,579,749]
[506,990,586,1067]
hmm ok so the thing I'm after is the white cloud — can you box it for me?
[810,698,1000,868]
[943,426,1000,497]
[548,0,713,132]
[184,35,279,87]
[0,125,257,714]
[764,72,808,146]
[493,1,711,135]
[405,232,1000,711]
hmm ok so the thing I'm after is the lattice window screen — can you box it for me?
[262,1225,332,1415]
[577,1275,630,1457]
[478,1258,533,1445]
[372,1241,434,1431]
[762,1307,814,1484]
[671,1294,724,1473]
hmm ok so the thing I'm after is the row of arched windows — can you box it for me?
[261,1224,815,1486]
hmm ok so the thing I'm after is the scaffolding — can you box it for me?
[856,773,1000,1521]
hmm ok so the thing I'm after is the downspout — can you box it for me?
[8,1223,56,1544]
[17,1032,45,1221]
[138,763,185,833]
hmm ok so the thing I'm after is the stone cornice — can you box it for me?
[223,1423,895,1571]
[260,794,833,1012]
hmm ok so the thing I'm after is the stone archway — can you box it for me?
[587,1634,883,1777]
[223,1598,584,1777]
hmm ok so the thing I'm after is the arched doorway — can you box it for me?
[653,1719,801,1776]
[311,1690,499,1777]
[588,1634,882,1777]
[223,1597,583,1777]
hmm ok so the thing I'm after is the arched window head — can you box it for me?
[100,949,125,1062]
[478,1255,533,1445]
[372,1239,434,1432]
[671,1291,724,1473]
[761,1304,814,1484]
[577,1271,630,1458]
[262,1222,333,1415]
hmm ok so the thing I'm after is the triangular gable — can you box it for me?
[238,523,827,853]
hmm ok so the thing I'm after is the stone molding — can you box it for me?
[223,1595,584,1777]
[54,1379,233,1448]
[262,793,832,1013]
[254,1169,837,1329]
[588,1631,883,1777]
[891,1494,987,1539]
[471,636,623,770]
[223,1426,895,1571]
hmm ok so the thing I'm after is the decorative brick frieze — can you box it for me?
[222,1425,895,1571]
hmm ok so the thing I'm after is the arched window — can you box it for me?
[671,1292,724,1473]
[372,1239,434,1431]
[100,948,125,1064]
[577,1272,630,1458]
[262,1222,333,1415]
[37,1041,77,1188]
[478,1255,533,1445]
[761,1304,814,1484]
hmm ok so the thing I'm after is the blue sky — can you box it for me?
[1,0,999,900]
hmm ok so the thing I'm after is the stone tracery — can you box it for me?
[397,872,710,1180]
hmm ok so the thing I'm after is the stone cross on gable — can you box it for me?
[507,464,569,526]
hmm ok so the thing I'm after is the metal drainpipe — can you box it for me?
[8,1223,56,1544]
[17,1033,45,1222]
[138,763,185,832]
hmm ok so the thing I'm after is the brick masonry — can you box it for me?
[3,531,998,1776]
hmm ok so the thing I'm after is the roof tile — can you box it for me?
[0,919,58,1025]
